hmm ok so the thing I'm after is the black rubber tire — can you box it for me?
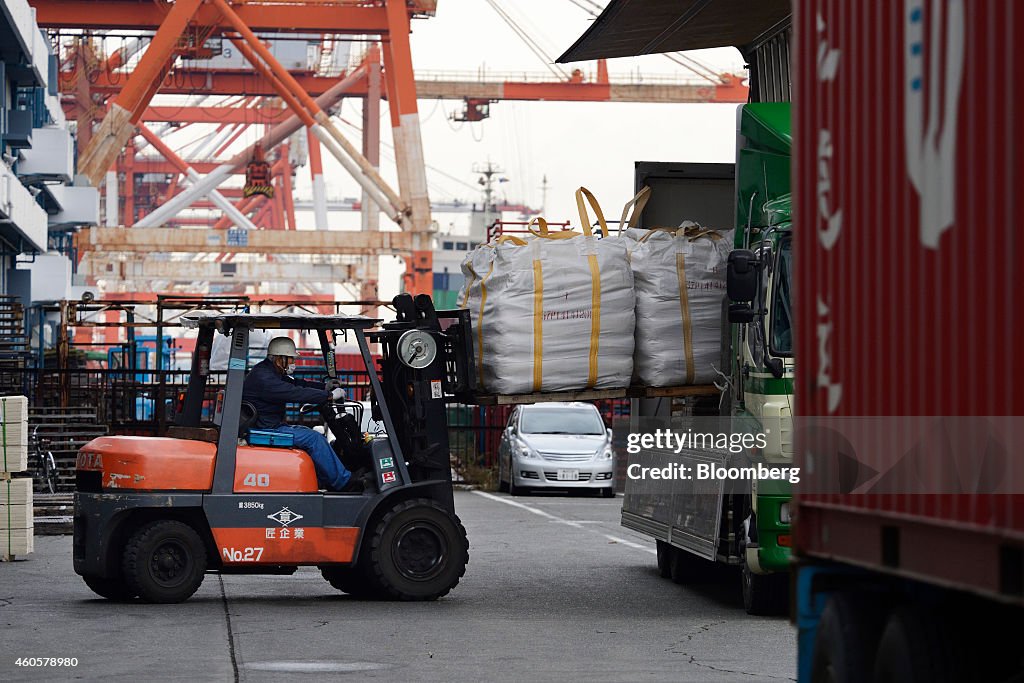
[509,474,526,497]
[872,607,963,683]
[739,526,788,616]
[669,546,711,584]
[43,452,58,494]
[321,565,379,599]
[122,520,207,604]
[365,498,469,601]
[83,575,137,601]
[810,592,885,683]
[655,541,672,579]
[600,487,615,498]
[497,458,509,493]
[741,561,788,616]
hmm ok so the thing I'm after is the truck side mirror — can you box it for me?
[727,249,759,302]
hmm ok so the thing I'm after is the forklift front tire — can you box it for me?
[321,566,379,599]
[366,498,469,601]
[122,520,208,604]
[83,575,137,602]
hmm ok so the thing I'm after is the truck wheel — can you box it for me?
[321,566,378,599]
[655,541,672,579]
[83,575,137,601]
[810,592,884,683]
[365,498,469,601]
[122,520,207,604]
[741,562,787,616]
[872,607,962,683]
[670,546,709,584]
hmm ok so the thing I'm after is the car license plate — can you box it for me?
[556,469,579,481]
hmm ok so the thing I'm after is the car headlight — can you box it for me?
[779,502,791,524]
[600,447,614,460]
[518,443,535,459]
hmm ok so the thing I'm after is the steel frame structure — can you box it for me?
[36,0,435,300]
[35,0,748,301]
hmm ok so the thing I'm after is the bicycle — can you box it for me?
[30,425,58,494]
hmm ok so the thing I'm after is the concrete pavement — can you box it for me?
[0,490,796,682]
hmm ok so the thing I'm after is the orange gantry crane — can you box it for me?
[37,0,435,298]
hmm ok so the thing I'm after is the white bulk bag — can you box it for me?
[459,213,635,394]
[630,226,733,386]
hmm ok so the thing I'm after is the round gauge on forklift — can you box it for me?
[397,329,438,369]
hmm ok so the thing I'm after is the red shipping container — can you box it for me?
[793,0,1024,600]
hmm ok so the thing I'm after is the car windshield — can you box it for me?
[520,409,605,435]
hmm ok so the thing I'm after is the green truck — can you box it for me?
[621,101,794,615]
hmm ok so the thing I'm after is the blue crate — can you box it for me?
[248,430,294,448]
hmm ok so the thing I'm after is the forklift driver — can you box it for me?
[242,336,353,492]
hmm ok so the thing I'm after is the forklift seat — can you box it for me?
[165,425,220,443]
[239,401,258,434]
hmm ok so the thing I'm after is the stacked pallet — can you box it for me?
[29,407,109,492]
[33,493,73,536]
[1,395,33,559]
[0,296,29,368]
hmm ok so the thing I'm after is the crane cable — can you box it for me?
[565,0,724,84]
[483,0,570,80]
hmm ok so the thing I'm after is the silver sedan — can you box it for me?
[497,402,615,497]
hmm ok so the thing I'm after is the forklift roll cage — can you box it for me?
[179,313,414,495]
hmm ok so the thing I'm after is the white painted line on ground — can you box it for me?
[472,490,656,555]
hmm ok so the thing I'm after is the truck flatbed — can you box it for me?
[469,384,719,405]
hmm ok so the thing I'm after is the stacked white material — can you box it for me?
[0,478,34,556]
[1,396,33,558]
[630,226,734,386]
[460,190,635,394]
[0,395,28,473]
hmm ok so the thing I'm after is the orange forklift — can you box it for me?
[73,294,473,603]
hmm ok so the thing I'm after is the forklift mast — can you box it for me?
[371,294,475,484]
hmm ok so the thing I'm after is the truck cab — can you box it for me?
[725,102,795,611]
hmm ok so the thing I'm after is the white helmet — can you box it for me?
[267,336,298,358]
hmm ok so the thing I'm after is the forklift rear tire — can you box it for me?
[122,520,208,604]
[366,498,469,601]
[83,575,137,601]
